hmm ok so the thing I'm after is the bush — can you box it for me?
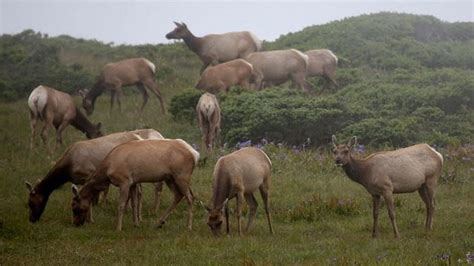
[169,89,202,123]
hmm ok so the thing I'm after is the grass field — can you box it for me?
[1,95,473,265]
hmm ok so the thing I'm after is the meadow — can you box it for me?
[0,95,473,265]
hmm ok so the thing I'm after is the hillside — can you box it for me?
[0,12,473,147]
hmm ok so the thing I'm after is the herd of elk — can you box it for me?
[24,22,447,240]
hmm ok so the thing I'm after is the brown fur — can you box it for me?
[28,85,102,152]
[80,58,165,115]
[25,129,163,223]
[305,49,338,89]
[332,135,443,238]
[245,49,313,92]
[196,93,221,153]
[205,147,274,236]
[72,139,199,231]
[166,22,262,72]
[195,59,254,93]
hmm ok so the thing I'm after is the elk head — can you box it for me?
[25,181,46,223]
[332,135,357,167]
[71,185,90,226]
[202,199,228,236]
[85,122,103,139]
[166,22,190,40]
[79,89,94,116]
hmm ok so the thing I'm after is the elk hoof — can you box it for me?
[156,221,165,229]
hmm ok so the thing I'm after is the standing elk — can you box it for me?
[72,139,199,231]
[25,129,163,223]
[79,58,166,116]
[245,49,313,92]
[165,22,262,72]
[305,49,338,89]
[203,147,274,236]
[28,85,102,152]
[196,93,221,153]
[195,59,254,93]
[331,135,443,238]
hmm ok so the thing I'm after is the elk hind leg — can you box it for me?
[383,191,400,238]
[244,193,258,232]
[259,184,274,234]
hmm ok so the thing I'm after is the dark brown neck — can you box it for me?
[35,157,71,198]
[342,155,367,186]
[86,79,105,106]
[70,108,96,138]
[182,31,203,55]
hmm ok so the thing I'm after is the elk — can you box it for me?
[203,147,274,236]
[28,85,102,151]
[195,59,254,93]
[305,49,338,89]
[79,58,166,116]
[25,129,163,223]
[245,49,313,92]
[196,93,221,153]
[165,22,262,72]
[331,135,443,238]
[72,139,199,231]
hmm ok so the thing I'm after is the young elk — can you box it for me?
[195,59,254,93]
[79,58,166,116]
[331,135,443,238]
[196,93,221,153]
[28,85,102,151]
[25,129,163,223]
[203,147,274,236]
[72,139,199,231]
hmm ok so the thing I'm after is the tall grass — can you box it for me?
[0,97,473,265]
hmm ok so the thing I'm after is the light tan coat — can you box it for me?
[80,58,165,115]
[245,49,313,92]
[72,139,199,231]
[305,49,338,88]
[332,136,443,238]
[196,93,221,153]
[25,129,162,223]
[205,147,274,236]
[195,59,254,93]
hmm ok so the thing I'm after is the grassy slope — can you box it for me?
[0,97,472,265]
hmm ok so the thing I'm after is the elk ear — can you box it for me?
[181,22,187,28]
[25,181,34,193]
[348,136,357,149]
[331,135,338,148]
[199,201,211,212]
[72,184,80,198]
[220,198,229,212]
[173,21,181,27]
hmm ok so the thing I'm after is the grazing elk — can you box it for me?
[203,147,274,236]
[79,58,166,115]
[245,49,313,92]
[305,49,338,89]
[165,22,262,72]
[331,135,443,238]
[72,139,199,231]
[196,93,221,153]
[25,129,163,223]
[195,59,254,93]
[28,85,102,152]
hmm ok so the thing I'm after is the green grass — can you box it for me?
[1,97,473,265]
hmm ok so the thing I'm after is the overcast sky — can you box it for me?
[1,0,473,45]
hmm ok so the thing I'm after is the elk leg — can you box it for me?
[425,178,437,230]
[137,183,143,222]
[55,120,70,146]
[29,111,39,150]
[382,191,400,238]
[174,178,194,230]
[236,192,244,236]
[40,114,54,153]
[225,203,230,235]
[157,180,183,228]
[101,185,110,204]
[372,195,381,238]
[143,79,166,114]
[110,90,116,113]
[136,84,149,115]
[130,184,140,227]
[115,88,123,113]
[153,181,164,214]
[116,183,131,231]
[259,185,274,234]
[244,193,258,232]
